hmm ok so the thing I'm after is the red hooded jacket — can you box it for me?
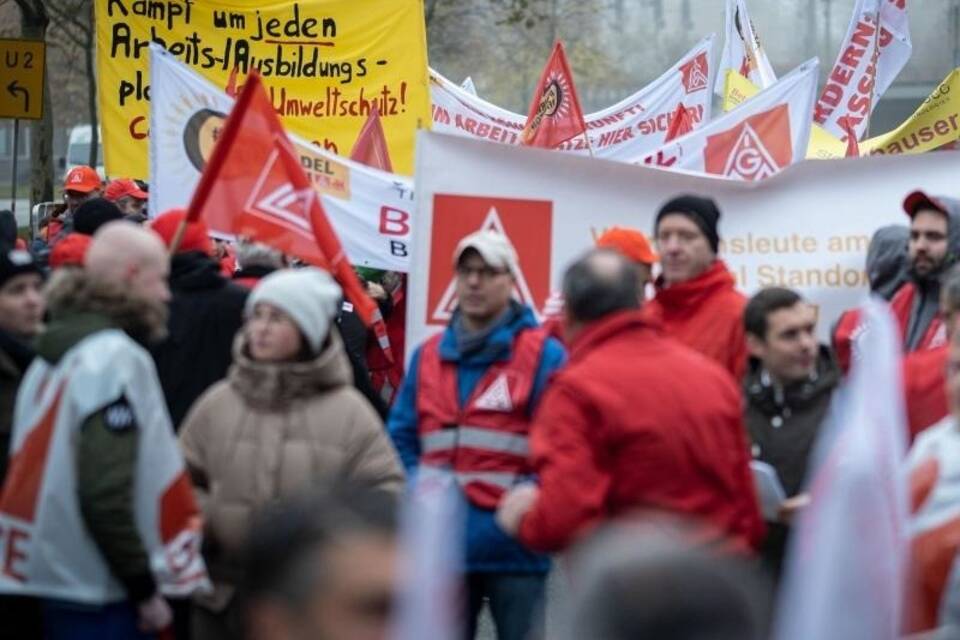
[645,260,747,382]
[904,346,949,441]
[518,310,765,554]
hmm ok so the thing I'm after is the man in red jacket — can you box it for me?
[645,195,747,381]
[892,190,960,354]
[496,249,764,555]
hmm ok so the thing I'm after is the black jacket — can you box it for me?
[151,252,248,430]
[743,345,840,579]
[337,307,390,420]
[0,328,33,484]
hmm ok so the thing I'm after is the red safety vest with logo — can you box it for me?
[890,283,948,353]
[416,328,547,510]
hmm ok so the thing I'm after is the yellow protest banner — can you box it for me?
[862,68,960,156]
[722,70,847,160]
[95,0,429,178]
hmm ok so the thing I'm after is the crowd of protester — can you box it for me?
[0,165,958,639]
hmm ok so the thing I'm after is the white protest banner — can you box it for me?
[815,0,912,141]
[715,0,777,96]
[408,130,957,356]
[428,35,716,159]
[640,60,818,181]
[149,45,413,272]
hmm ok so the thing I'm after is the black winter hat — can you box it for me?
[0,248,43,289]
[74,198,124,236]
[655,195,722,254]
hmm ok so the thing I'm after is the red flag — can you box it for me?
[349,105,394,172]
[521,41,588,149]
[664,102,694,143]
[225,65,240,98]
[186,72,379,327]
[840,116,861,158]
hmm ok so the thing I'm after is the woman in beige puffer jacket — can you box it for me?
[178,268,404,639]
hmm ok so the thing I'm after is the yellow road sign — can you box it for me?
[0,38,45,120]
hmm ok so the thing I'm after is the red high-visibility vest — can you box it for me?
[891,283,947,353]
[416,329,546,509]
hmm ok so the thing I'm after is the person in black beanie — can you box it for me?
[646,195,748,381]
[0,250,43,640]
[73,198,125,236]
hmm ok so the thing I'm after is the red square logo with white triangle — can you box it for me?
[680,52,710,94]
[704,104,792,181]
[427,195,553,326]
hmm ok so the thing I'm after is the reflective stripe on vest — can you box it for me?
[421,465,518,490]
[415,327,548,509]
[421,426,530,457]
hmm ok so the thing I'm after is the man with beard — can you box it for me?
[0,223,208,638]
[893,191,960,354]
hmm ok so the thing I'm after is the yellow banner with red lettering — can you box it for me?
[723,68,960,159]
[862,68,960,156]
[95,0,429,178]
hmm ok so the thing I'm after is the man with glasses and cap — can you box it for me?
[387,230,566,640]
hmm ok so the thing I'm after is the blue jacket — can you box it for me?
[388,304,566,573]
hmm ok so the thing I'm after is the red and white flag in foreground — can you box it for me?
[640,59,818,182]
[715,0,777,96]
[186,72,381,329]
[521,41,588,149]
[388,470,464,640]
[815,0,912,142]
[774,298,909,640]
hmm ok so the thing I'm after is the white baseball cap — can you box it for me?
[453,230,519,275]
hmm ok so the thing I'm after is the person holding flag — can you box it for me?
[387,230,566,640]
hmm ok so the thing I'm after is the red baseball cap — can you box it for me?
[104,178,148,202]
[150,208,214,256]
[63,165,102,193]
[596,227,659,265]
[903,190,949,219]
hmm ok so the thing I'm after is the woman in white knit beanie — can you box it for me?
[177,267,404,640]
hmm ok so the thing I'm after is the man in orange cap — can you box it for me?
[104,178,148,221]
[49,166,103,246]
[595,226,659,294]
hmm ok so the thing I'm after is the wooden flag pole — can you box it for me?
[168,217,189,256]
[582,129,595,158]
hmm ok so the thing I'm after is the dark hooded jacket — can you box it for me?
[832,225,911,372]
[866,225,910,300]
[895,195,960,352]
[150,251,248,430]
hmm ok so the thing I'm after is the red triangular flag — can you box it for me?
[349,105,394,173]
[186,72,379,326]
[521,41,588,149]
[664,102,694,143]
[225,65,239,98]
[839,116,861,158]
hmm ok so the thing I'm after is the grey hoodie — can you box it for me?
[904,195,960,351]
[866,225,910,300]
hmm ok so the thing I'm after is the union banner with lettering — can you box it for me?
[409,130,957,357]
[96,0,429,178]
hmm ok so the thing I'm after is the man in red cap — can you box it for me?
[104,178,148,221]
[48,166,103,246]
[891,190,960,354]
